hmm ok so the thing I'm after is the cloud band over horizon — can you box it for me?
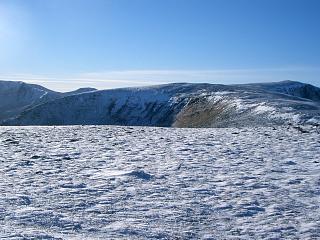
[0,67,319,92]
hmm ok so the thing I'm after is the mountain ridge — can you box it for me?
[0,80,96,122]
[1,80,319,127]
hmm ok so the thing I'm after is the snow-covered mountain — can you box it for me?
[235,80,320,102]
[0,81,96,122]
[1,80,320,127]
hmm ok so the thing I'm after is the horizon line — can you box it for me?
[0,67,319,91]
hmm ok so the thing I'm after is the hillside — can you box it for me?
[1,80,320,127]
[0,81,96,122]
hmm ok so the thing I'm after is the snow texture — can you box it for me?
[1,125,320,239]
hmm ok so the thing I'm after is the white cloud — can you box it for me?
[0,67,319,92]
[80,67,320,82]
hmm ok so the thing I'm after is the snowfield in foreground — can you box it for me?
[1,126,320,239]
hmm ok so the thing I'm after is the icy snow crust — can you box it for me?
[1,125,320,239]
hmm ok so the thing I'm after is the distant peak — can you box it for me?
[76,87,97,91]
[279,80,302,84]
[64,87,97,95]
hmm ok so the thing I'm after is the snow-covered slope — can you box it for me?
[173,81,320,127]
[3,85,183,126]
[1,80,320,127]
[236,80,320,102]
[0,81,58,121]
[0,80,96,122]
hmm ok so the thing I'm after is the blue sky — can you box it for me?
[0,0,319,91]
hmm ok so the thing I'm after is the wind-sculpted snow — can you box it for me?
[1,126,320,239]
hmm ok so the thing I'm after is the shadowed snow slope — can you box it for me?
[0,80,96,122]
[1,80,320,127]
[234,80,320,102]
